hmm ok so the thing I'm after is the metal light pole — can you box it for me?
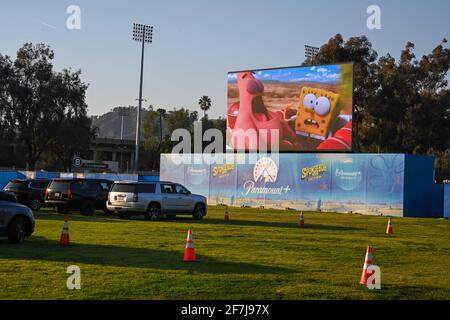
[132,23,153,172]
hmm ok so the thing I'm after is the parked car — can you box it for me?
[44,178,113,216]
[0,190,18,203]
[3,179,51,211]
[107,181,207,220]
[0,199,35,244]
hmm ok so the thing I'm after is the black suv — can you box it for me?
[45,178,113,216]
[3,179,51,211]
[0,190,17,203]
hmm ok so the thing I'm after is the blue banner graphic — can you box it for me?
[160,153,405,216]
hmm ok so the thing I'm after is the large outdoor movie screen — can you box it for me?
[226,63,353,152]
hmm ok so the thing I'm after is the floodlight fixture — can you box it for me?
[132,23,153,43]
[305,45,319,60]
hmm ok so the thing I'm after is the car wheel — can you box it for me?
[145,203,160,221]
[193,204,205,220]
[56,206,69,214]
[103,208,112,216]
[7,216,26,244]
[80,202,94,216]
[30,198,42,211]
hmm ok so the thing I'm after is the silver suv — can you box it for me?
[0,192,35,244]
[107,181,207,221]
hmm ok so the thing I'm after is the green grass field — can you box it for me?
[1,206,449,300]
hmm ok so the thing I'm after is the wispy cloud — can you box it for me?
[38,20,57,29]
[227,64,341,84]
[228,73,237,82]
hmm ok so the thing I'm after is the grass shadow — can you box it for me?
[33,212,124,223]
[0,236,293,275]
[33,212,362,231]
[167,217,363,231]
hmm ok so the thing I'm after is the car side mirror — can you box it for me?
[186,191,191,195]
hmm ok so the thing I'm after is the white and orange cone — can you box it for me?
[59,218,70,246]
[224,207,230,223]
[298,211,304,227]
[360,246,374,285]
[386,218,393,235]
[183,229,197,262]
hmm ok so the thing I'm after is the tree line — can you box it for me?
[0,43,95,171]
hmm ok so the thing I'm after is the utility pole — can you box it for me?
[115,107,130,172]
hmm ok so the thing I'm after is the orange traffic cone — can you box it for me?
[224,207,230,223]
[60,218,70,246]
[360,246,374,285]
[298,211,304,227]
[183,229,197,262]
[386,218,393,235]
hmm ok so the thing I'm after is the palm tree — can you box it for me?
[198,96,211,119]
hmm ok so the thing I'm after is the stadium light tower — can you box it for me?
[305,45,319,60]
[132,23,153,172]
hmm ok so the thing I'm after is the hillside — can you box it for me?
[91,107,148,140]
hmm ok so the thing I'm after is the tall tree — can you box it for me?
[198,95,211,119]
[0,43,56,169]
[47,69,97,171]
[361,40,450,154]
[0,43,93,170]
[143,107,162,151]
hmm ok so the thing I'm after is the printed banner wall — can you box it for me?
[160,153,406,217]
[444,184,450,219]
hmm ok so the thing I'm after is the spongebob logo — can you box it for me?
[301,163,327,181]
[212,164,235,178]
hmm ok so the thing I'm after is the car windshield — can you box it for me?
[175,185,189,194]
[111,184,137,193]
[49,181,70,190]
[29,181,49,189]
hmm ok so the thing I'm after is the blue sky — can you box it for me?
[1,0,449,118]
[228,64,341,84]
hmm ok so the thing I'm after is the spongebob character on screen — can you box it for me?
[295,87,341,141]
